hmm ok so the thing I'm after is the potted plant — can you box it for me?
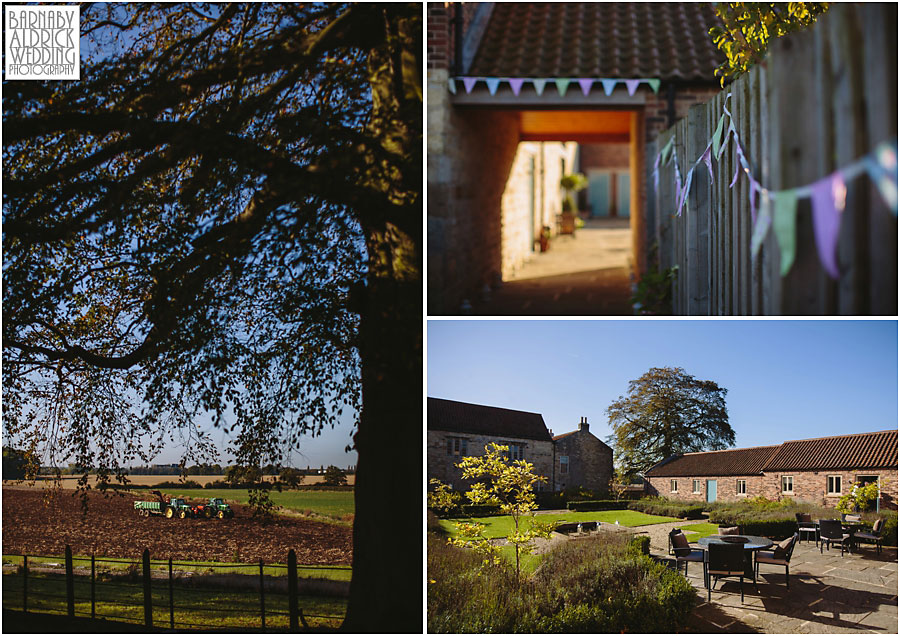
[559,173,588,235]
[537,225,551,252]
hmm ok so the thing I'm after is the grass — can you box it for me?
[498,545,543,575]
[155,488,355,522]
[2,569,346,630]
[678,522,721,542]
[440,510,679,540]
[2,554,352,582]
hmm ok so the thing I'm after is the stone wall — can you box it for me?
[427,430,555,491]
[646,469,898,509]
[552,424,613,494]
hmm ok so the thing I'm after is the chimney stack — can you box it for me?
[578,416,589,432]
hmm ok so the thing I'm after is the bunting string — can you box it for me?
[653,92,898,279]
[449,76,661,97]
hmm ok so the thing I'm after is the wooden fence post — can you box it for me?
[169,557,174,629]
[91,554,96,619]
[22,555,27,613]
[259,559,266,632]
[288,550,299,631]
[142,548,153,628]
[65,545,75,618]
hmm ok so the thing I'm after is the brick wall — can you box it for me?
[427,430,555,491]
[579,143,630,170]
[643,84,721,144]
[427,3,449,70]
[553,425,613,494]
[646,469,898,509]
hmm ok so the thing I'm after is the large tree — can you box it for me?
[2,3,420,631]
[606,367,734,479]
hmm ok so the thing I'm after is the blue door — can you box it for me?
[706,480,717,503]
[588,171,610,217]
[616,171,630,218]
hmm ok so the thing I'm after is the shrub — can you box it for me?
[534,492,565,510]
[152,480,204,489]
[567,500,630,512]
[205,480,230,489]
[460,504,501,517]
[427,531,695,633]
[629,497,704,519]
[629,534,651,555]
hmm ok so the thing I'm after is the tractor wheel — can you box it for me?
[165,507,174,519]
[217,510,225,519]
[204,508,213,519]
[179,509,187,519]
[227,510,234,518]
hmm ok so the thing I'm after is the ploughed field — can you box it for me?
[2,488,352,564]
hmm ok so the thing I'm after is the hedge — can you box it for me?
[567,499,631,512]
[628,498,704,519]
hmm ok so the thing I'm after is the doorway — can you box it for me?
[706,480,717,503]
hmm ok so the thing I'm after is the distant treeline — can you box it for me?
[34,463,357,476]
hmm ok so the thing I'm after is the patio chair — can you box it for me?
[670,528,706,581]
[667,527,683,555]
[818,519,852,556]
[755,532,799,589]
[795,512,818,545]
[852,518,885,554]
[706,542,745,603]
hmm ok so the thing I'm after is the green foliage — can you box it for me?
[628,497,705,519]
[560,173,588,212]
[151,480,204,489]
[323,465,347,486]
[278,467,303,489]
[836,481,880,514]
[632,264,677,315]
[606,367,734,479]
[2,447,28,480]
[709,2,831,85]
[444,443,554,579]
[427,532,695,633]
[629,534,651,556]
[566,500,631,512]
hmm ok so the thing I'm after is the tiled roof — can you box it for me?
[468,2,724,81]
[427,397,553,442]
[645,445,780,477]
[764,430,898,471]
[552,430,576,441]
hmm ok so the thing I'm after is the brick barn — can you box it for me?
[427,397,613,493]
[643,430,898,510]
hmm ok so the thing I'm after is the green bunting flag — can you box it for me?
[555,79,571,96]
[647,79,661,94]
[712,115,726,160]
[772,190,799,276]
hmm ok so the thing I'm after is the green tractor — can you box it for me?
[198,497,234,519]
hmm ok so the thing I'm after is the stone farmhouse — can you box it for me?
[427,397,613,493]
[644,430,898,510]
[427,3,724,313]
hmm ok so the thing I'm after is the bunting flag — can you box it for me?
[533,79,547,96]
[462,77,478,94]
[485,78,500,96]
[651,89,897,280]
[647,79,661,94]
[555,78,570,96]
[578,79,593,96]
[450,76,661,97]
[509,78,524,96]
[625,79,640,96]
[810,173,846,279]
[772,190,799,275]
[448,78,457,95]
[601,79,617,96]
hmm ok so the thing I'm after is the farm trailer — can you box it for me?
[134,497,195,519]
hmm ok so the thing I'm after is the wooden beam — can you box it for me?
[519,132,629,143]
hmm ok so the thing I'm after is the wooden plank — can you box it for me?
[748,67,763,315]
[722,88,733,314]
[860,3,898,314]
[758,64,779,315]
[687,104,710,314]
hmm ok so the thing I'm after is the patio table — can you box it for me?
[698,535,774,583]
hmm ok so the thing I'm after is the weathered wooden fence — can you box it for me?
[646,4,897,315]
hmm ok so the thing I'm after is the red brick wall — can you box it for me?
[646,469,898,509]
[427,3,449,70]
[644,84,721,144]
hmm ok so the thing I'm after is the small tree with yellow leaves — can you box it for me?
[440,442,554,580]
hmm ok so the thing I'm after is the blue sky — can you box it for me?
[427,320,897,449]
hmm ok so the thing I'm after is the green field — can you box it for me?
[679,522,721,542]
[440,510,679,539]
[2,570,346,630]
[157,489,355,521]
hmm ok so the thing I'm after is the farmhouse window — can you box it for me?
[736,479,747,494]
[670,479,678,493]
[692,480,702,494]
[446,437,468,457]
[857,475,879,487]
[781,475,794,494]
[500,442,525,461]
[560,456,569,474]
[827,475,842,495]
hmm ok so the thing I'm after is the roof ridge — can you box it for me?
[427,396,543,417]
[681,444,780,455]
[780,430,897,444]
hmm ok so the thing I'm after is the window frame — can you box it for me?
[446,437,468,457]
[559,455,569,475]
[736,479,747,495]
[692,479,702,494]
[500,441,525,461]
[670,479,678,493]
[826,475,842,496]
[781,475,794,494]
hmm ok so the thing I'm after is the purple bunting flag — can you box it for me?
[601,79,617,96]
[625,79,640,96]
[509,78,524,96]
[810,173,846,279]
[462,77,478,94]
[677,167,694,216]
[749,179,761,226]
[578,79,593,96]
[701,145,714,181]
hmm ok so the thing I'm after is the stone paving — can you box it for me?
[664,539,899,633]
[472,218,634,315]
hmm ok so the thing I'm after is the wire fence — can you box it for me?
[2,546,350,631]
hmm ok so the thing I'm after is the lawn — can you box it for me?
[678,522,721,542]
[157,488,354,521]
[440,510,679,540]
